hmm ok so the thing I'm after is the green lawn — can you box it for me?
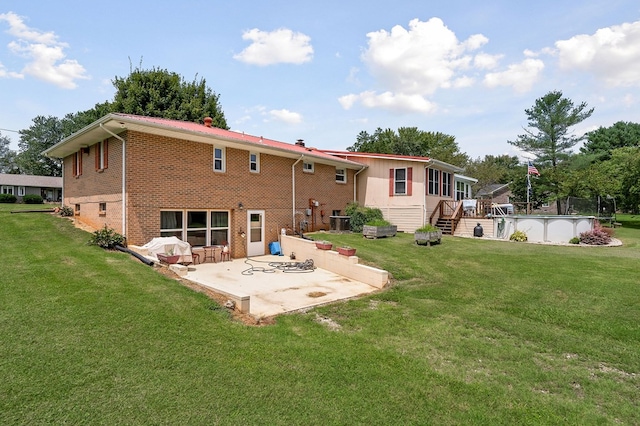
[1,204,639,425]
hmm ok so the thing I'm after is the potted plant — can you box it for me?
[362,219,397,239]
[414,224,442,246]
[315,240,333,250]
[337,246,356,256]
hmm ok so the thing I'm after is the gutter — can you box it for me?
[292,155,304,231]
[353,166,366,201]
[100,123,127,239]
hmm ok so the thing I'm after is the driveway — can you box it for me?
[183,255,379,318]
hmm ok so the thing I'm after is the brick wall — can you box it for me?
[63,137,123,233]
[64,129,355,258]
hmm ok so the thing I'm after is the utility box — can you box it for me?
[330,216,351,232]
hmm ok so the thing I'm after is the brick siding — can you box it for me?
[63,130,355,258]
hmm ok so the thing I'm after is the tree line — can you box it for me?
[0,65,227,177]
[1,67,638,213]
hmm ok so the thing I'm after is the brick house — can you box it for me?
[0,173,62,202]
[43,113,365,258]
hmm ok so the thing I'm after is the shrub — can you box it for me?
[0,193,17,203]
[416,224,440,233]
[569,237,580,244]
[89,225,125,249]
[509,230,528,242]
[22,194,43,204]
[345,202,383,233]
[365,219,392,227]
[59,206,74,217]
[579,228,612,245]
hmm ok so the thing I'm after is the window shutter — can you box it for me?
[78,150,82,176]
[389,169,394,197]
[95,144,100,170]
[103,140,108,169]
[407,167,413,196]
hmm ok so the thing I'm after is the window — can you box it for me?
[95,140,108,170]
[249,152,259,173]
[17,186,25,197]
[160,211,183,239]
[210,211,229,245]
[442,172,452,197]
[303,162,314,173]
[99,202,107,213]
[394,168,407,195]
[187,211,208,247]
[456,181,469,200]
[75,204,80,214]
[335,168,346,183]
[428,168,440,195]
[389,167,412,196]
[73,151,82,177]
[160,210,230,247]
[1,185,13,195]
[213,147,225,172]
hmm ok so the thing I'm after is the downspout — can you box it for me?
[424,166,428,225]
[353,166,366,201]
[60,160,64,206]
[100,124,126,239]
[292,155,304,231]
[424,161,434,226]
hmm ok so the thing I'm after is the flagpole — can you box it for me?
[526,170,530,214]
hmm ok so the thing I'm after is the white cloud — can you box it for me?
[473,52,503,70]
[0,12,88,88]
[269,109,303,124]
[339,91,436,114]
[340,17,495,113]
[233,28,313,66]
[361,17,486,95]
[0,62,23,79]
[483,58,544,93]
[554,20,640,87]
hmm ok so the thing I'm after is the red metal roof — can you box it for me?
[320,149,431,162]
[112,114,364,167]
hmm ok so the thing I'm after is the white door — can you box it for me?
[247,210,265,257]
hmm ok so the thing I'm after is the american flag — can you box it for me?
[528,161,540,176]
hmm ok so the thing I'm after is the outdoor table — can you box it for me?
[203,245,223,263]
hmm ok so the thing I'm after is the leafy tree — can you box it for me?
[608,147,640,213]
[581,121,640,160]
[0,132,20,174]
[347,127,468,167]
[508,90,594,213]
[111,66,228,129]
[464,154,520,191]
[16,116,63,176]
[15,66,229,176]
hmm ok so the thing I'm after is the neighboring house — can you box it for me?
[476,183,512,204]
[475,183,561,215]
[0,173,62,202]
[321,151,467,232]
[43,114,365,258]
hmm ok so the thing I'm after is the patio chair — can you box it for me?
[220,241,230,262]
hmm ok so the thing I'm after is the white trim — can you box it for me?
[214,146,226,172]
[249,152,260,173]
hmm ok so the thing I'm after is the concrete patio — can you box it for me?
[177,255,381,318]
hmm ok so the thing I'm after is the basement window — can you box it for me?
[99,202,107,214]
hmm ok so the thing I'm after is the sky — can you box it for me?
[1,1,639,161]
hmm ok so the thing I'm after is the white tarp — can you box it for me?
[141,237,193,263]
